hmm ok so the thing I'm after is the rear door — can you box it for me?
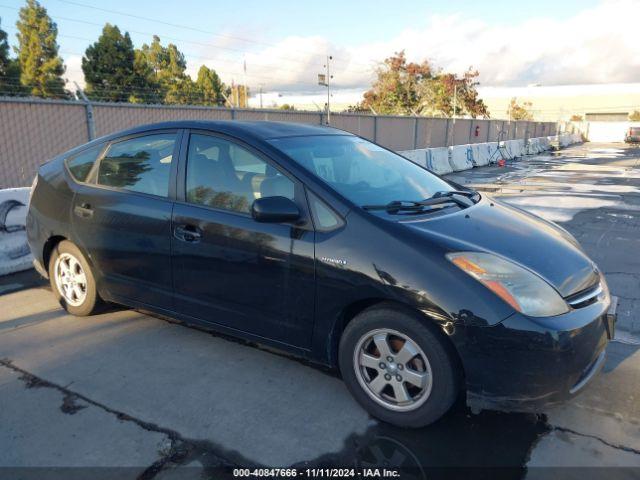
[71,130,181,310]
[171,131,316,348]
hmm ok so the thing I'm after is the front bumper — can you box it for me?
[462,295,617,413]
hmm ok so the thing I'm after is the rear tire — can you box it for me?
[48,240,102,316]
[339,304,459,428]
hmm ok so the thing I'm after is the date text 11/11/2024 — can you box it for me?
[232,468,401,478]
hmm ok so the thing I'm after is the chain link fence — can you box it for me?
[0,97,557,188]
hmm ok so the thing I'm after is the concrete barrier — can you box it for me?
[448,144,474,171]
[471,143,490,167]
[0,187,32,276]
[485,142,501,163]
[399,149,428,167]
[499,141,515,160]
[397,133,570,178]
[527,138,540,155]
[426,147,453,175]
[538,137,550,151]
[510,139,526,158]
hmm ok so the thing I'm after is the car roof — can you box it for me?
[102,120,352,143]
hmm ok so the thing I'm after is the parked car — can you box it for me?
[625,127,640,143]
[27,121,616,427]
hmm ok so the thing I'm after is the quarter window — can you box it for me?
[98,133,177,197]
[308,191,343,231]
[186,134,294,214]
[66,144,104,182]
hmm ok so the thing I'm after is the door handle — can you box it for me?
[174,224,202,243]
[73,202,93,219]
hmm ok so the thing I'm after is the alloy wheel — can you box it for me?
[54,252,88,307]
[353,328,433,412]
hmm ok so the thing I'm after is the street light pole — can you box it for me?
[326,55,332,125]
[318,56,333,124]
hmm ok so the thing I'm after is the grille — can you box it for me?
[565,282,603,309]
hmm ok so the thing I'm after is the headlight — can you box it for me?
[446,252,569,317]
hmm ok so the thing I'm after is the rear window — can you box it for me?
[65,144,104,182]
[97,133,177,198]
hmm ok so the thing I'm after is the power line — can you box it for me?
[0,77,333,103]
[0,4,338,73]
[51,0,375,70]
[0,3,376,90]
[0,25,338,90]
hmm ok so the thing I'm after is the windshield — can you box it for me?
[268,135,454,206]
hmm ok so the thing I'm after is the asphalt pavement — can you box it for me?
[1,142,639,479]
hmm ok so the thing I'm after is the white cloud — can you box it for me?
[62,0,639,104]
[183,0,639,98]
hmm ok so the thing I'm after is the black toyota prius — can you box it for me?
[27,121,616,427]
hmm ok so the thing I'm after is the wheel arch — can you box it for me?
[329,299,466,383]
[42,235,67,271]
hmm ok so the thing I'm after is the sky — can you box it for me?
[0,0,638,106]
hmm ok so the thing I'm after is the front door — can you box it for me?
[71,130,180,310]
[171,132,315,348]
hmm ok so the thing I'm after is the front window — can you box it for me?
[268,135,453,207]
[186,133,295,214]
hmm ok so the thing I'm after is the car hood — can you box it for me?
[403,196,599,298]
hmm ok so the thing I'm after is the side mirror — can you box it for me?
[251,196,300,223]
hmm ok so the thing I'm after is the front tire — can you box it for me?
[339,304,459,428]
[49,240,102,316]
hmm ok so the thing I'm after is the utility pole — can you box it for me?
[452,84,457,125]
[318,55,333,124]
[242,58,248,108]
[258,84,264,109]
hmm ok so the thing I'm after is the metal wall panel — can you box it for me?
[0,101,88,187]
[0,97,559,187]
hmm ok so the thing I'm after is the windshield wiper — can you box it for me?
[432,190,480,202]
[362,190,479,213]
[363,196,465,213]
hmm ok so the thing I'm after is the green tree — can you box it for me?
[195,65,225,105]
[343,104,369,113]
[82,23,146,102]
[0,17,23,95]
[361,51,489,118]
[507,97,533,121]
[421,69,488,118]
[135,35,194,104]
[130,48,160,103]
[362,51,431,115]
[279,103,295,110]
[629,111,640,122]
[15,0,67,98]
[0,17,9,77]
